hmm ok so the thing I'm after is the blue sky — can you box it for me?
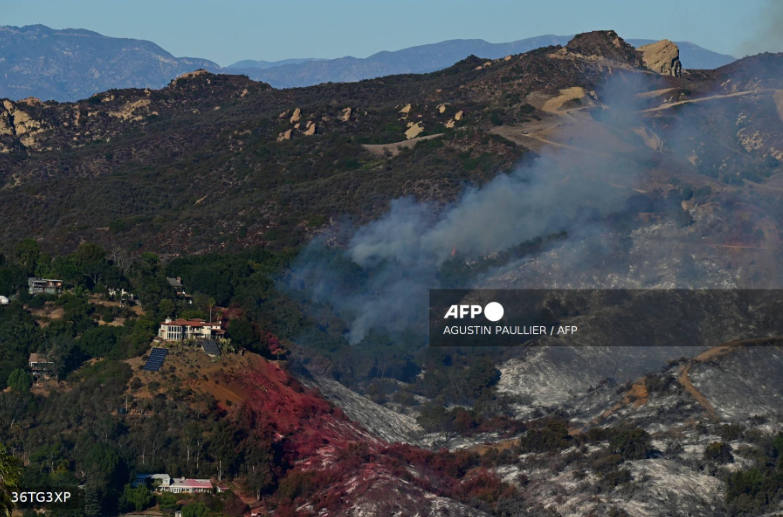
[1,0,777,66]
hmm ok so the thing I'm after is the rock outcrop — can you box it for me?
[563,30,644,68]
[638,39,682,77]
[405,122,424,139]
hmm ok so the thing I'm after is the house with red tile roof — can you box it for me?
[158,318,225,342]
[135,474,213,494]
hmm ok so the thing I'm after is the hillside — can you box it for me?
[0,31,778,260]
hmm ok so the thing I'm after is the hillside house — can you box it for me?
[165,478,213,494]
[167,277,187,296]
[28,277,63,295]
[0,296,9,305]
[158,318,225,341]
[28,353,53,377]
[134,474,213,493]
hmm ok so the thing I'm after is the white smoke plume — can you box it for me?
[285,71,749,343]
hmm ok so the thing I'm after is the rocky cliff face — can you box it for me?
[561,30,645,68]
[638,39,683,76]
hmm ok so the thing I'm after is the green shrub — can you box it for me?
[8,368,32,391]
[610,428,653,460]
[704,441,733,463]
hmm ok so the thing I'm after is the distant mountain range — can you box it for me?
[231,36,736,88]
[227,58,327,70]
[0,25,221,102]
[0,25,737,101]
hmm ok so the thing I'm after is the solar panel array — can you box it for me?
[202,340,220,357]
[143,348,169,371]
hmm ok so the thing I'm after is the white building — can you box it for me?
[134,474,213,494]
[158,318,225,341]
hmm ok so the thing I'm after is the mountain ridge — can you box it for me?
[234,35,735,88]
[0,25,736,101]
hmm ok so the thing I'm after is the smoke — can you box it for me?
[738,0,783,56]
[349,152,629,269]
[285,72,723,344]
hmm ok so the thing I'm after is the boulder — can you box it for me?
[405,122,424,140]
[638,40,682,77]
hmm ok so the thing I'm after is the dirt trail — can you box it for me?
[362,133,444,157]
[677,337,783,421]
[635,88,675,100]
[490,125,611,157]
[469,437,520,455]
[677,363,720,421]
[641,89,772,113]
[541,87,587,113]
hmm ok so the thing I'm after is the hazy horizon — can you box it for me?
[3,0,780,66]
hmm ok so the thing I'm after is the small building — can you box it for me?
[28,277,63,295]
[132,473,171,489]
[167,277,186,296]
[0,295,9,306]
[158,318,225,342]
[28,353,53,377]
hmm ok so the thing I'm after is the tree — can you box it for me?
[83,485,102,517]
[417,402,454,435]
[228,318,256,350]
[158,299,176,319]
[73,243,108,288]
[0,442,22,517]
[267,333,285,362]
[13,239,40,273]
[212,425,239,481]
[82,443,120,489]
[244,439,275,500]
[120,484,152,512]
[7,369,31,392]
[207,297,216,323]
[182,502,208,517]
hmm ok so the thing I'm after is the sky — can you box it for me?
[1,0,778,66]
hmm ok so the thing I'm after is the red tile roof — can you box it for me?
[163,319,206,327]
[173,479,212,489]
